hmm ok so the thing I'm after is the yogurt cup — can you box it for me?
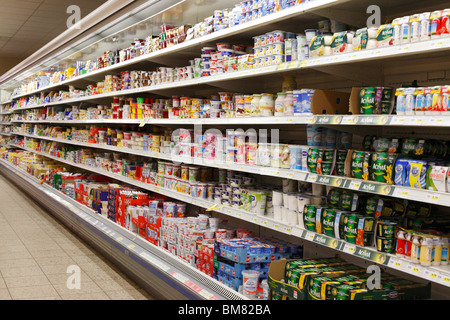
[271,42,285,54]
[242,270,260,292]
[216,42,231,50]
[272,30,286,43]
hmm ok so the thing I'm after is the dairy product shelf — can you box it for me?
[3,145,450,288]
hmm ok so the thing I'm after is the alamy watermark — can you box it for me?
[66,265,81,290]
[367,5,381,28]
[67,5,82,30]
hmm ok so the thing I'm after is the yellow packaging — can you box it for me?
[406,160,427,189]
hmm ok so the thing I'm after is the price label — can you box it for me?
[350,181,361,190]
[308,174,317,182]
[342,116,356,124]
[285,227,292,233]
[428,194,440,202]
[252,217,258,223]
[288,61,299,69]
[306,116,314,123]
[206,204,218,211]
[428,272,438,280]
[198,290,215,300]
[343,243,356,254]
[127,244,135,249]
[139,119,149,127]
[116,236,123,242]
[276,63,287,71]
[305,232,315,241]
[432,117,444,124]
[411,266,421,274]
[274,224,279,230]
[400,190,409,197]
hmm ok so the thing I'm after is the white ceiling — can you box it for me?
[0,0,107,73]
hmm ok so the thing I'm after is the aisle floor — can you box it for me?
[0,173,154,300]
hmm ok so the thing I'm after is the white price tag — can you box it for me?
[342,115,356,124]
[198,290,215,300]
[388,257,404,270]
[442,275,450,286]
[343,243,356,255]
[305,232,315,241]
[430,117,444,125]
[140,254,169,271]
[427,193,440,202]
[306,116,314,124]
[391,116,406,125]
[171,271,189,283]
[424,269,440,282]
[349,180,361,190]
[408,264,422,275]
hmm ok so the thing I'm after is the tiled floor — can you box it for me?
[0,173,154,300]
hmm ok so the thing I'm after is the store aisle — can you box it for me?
[0,173,154,300]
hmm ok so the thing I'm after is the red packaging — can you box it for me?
[441,9,450,35]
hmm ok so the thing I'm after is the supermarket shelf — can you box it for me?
[0,132,11,136]
[5,143,450,288]
[8,36,450,113]
[11,132,450,209]
[10,116,314,126]
[0,157,247,300]
[9,114,450,127]
[7,0,345,102]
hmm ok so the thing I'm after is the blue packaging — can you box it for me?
[324,128,337,147]
[293,90,303,114]
[301,89,315,113]
[394,158,409,186]
[306,125,323,146]
[301,147,309,171]
[288,145,301,169]
[405,160,428,189]
[396,94,405,114]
